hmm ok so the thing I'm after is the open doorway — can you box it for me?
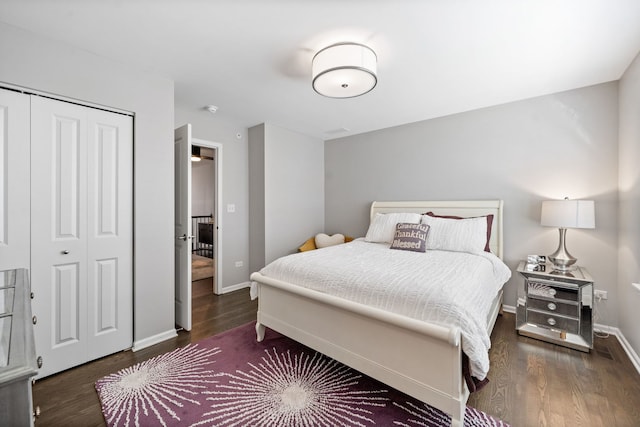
[191,138,222,296]
[175,124,223,332]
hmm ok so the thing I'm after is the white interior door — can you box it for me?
[30,96,133,378]
[174,124,192,331]
[0,88,30,271]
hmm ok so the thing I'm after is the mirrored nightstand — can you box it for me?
[516,261,593,352]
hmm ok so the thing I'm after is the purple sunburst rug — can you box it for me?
[96,322,509,427]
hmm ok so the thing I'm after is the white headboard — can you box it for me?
[370,200,504,259]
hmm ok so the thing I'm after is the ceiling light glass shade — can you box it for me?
[541,199,595,271]
[312,43,377,98]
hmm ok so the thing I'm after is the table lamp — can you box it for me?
[540,198,595,271]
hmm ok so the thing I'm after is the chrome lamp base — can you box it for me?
[548,228,577,271]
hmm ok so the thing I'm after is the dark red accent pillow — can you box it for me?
[424,212,493,253]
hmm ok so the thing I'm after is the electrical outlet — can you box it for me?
[594,290,608,300]
[235,261,243,268]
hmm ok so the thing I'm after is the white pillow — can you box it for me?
[420,215,487,254]
[315,233,345,249]
[365,213,421,244]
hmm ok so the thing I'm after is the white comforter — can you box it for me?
[255,239,512,380]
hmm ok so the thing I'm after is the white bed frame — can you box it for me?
[250,200,504,426]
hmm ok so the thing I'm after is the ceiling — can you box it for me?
[1,0,640,139]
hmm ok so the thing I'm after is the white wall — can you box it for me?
[0,23,175,344]
[618,51,640,356]
[174,104,250,290]
[325,83,619,325]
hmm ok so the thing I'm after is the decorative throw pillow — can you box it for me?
[298,237,317,252]
[315,233,345,249]
[424,212,494,253]
[365,212,422,244]
[420,215,488,254]
[390,223,430,252]
[298,234,355,252]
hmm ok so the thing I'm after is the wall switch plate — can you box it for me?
[594,290,608,300]
[227,204,236,213]
[632,283,640,292]
[235,261,243,267]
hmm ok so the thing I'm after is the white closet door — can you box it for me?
[0,89,30,271]
[86,108,133,360]
[31,98,89,377]
[31,96,133,378]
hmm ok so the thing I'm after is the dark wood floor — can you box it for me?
[32,279,257,427]
[468,314,640,426]
[33,279,640,426]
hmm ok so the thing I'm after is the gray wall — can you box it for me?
[618,51,640,354]
[325,83,619,326]
[0,23,176,344]
[175,105,250,290]
[249,123,325,271]
[192,159,215,217]
[248,124,266,275]
[264,124,324,264]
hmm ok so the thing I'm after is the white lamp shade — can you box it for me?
[541,199,595,229]
[312,43,377,98]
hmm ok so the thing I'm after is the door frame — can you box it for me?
[192,138,223,295]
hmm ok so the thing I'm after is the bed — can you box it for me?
[249,200,510,426]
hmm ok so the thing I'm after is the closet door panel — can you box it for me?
[86,109,132,359]
[95,258,118,332]
[0,89,30,271]
[55,117,82,239]
[95,124,118,235]
[31,97,88,378]
[53,263,81,345]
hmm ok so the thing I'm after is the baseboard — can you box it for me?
[132,328,178,352]
[220,281,251,294]
[502,304,515,314]
[595,324,640,375]
[501,304,640,374]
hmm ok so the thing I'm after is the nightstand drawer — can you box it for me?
[527,280,579,302]
[527,298,579,318]
[526,310,579,334]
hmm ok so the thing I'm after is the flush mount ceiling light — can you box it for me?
[312,42,377,98]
